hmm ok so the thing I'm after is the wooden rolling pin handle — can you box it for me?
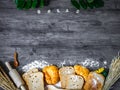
[5,62,12,71]
[5,62,26,90]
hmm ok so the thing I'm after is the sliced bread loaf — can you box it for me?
[27,72,44,90]
[66,75,84,90]
[59,66,75,88]
[22,68,39,85]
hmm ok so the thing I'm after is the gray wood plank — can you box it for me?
[0,10,120,47]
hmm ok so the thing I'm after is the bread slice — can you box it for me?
[22,68,39,79]
[66,75,84,90]
[22,68,39,85]
[27,72,44,90]
[59,66,75,75]
[47,85,67,90]
[59,66,75,88]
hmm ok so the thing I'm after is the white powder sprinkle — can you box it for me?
[22,60,49,72]
[22,58,108,72]
[80,58,100,67]
[103,61,107,65]
[59,60,66,67]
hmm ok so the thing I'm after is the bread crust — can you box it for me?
[84,72,105,90]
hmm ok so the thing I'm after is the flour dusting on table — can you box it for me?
[22,60,49,72]
[22,58,107,72]
[81,58,100,67]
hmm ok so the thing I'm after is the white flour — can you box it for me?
[22,58,107,72]
[81,58,100,67]
[22,60,49,72]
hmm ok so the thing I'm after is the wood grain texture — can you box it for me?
[0,0,120,90]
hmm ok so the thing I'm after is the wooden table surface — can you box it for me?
[0,0,120,90]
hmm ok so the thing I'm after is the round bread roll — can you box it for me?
[74,65,90,81]
[43,65,59,85]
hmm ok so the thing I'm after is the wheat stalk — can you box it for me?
[103,56,120,90]
[0,66,18,90]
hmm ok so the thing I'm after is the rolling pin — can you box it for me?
[5,62,26,90]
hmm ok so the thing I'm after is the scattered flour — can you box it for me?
[103,61,107,65]
[58,58,101,68]
[22,58,107,72]
[22,60,49,72]
[81,58,100,67]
